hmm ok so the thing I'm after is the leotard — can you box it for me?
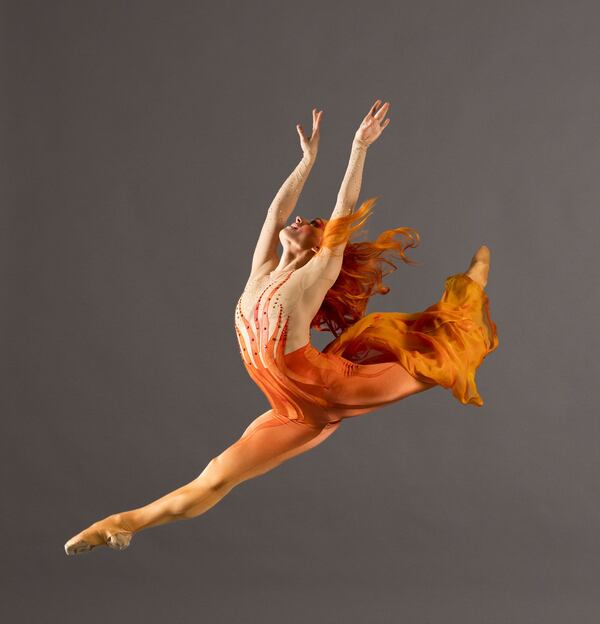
[234,259,499,429]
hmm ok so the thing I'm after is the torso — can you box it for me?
[234,267,314,363]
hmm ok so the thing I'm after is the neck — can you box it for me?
[272,248,315,273]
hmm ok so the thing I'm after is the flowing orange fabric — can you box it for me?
[322,272,499,407]
[235,269,499,430]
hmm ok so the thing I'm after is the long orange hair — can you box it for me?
[311,196,421,337]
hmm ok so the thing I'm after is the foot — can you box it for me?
[64,514,134,556]
[465,245,490,288]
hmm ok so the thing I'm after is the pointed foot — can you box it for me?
[64,537,96,556]
[106,531,133,551]
[466,245,490,288]
[64,515,134,556]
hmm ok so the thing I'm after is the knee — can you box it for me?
[199,457,234,492]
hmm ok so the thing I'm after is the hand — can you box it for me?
[354,99,391,147]
[296,108,323,161]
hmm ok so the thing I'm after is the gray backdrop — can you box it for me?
[3,1,599,622]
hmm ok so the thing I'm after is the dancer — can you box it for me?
[64,100,498,555]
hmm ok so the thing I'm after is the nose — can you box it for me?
[295,216,303,224]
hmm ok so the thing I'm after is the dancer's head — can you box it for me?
[279,215,326,255]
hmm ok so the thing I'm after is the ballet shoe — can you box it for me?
[471,244,490,264]
[465,244,490,288]
[64,515,134,556]
[64,537,98,555]
[64,533,100,556]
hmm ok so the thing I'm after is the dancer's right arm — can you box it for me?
[250,155,316,275]
[250,109,323,276]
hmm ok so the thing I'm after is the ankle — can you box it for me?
[111,513,135,534]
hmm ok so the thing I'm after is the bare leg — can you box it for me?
[64,411,341,555]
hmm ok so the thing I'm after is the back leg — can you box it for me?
[323,360,436,418]
[465,245,490,288]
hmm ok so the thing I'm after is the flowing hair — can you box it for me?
[310,196,421,338]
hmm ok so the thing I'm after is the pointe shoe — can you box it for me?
[466,244,490,288]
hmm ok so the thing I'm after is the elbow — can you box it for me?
[331,200,355,219]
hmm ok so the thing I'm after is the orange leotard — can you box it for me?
[234,263,499,430]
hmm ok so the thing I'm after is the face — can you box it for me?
[281,215,325,251]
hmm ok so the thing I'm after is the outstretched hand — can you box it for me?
[297,108,323,161]
[354,99,391,146]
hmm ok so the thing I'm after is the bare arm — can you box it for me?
[330,138,370,222]
[302,100,391,295]
[250,109,323,276]
[250,155,316,275]
[320,100,391,264]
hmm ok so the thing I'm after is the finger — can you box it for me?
[364,99,381,122]
[374,101,390,121]
[313,110,323,132]
[296,124,307,141]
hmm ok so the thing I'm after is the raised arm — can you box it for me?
[299,100,392,308]
[330,99,390,223]
[250,109,323,276]
[320,100,391,263]
[329,138,370,224]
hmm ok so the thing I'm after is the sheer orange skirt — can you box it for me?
[244,272,499,429]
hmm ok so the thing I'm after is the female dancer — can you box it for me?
[64,99,498,555]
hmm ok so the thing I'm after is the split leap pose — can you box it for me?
[65,100,498,555]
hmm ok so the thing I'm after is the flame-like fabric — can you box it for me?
[235,268,499,429]
[322,272,499,406]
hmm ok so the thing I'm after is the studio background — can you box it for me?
[3,1,599,622]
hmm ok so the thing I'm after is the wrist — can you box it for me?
[301,152,317,165]
[352,137,370,150]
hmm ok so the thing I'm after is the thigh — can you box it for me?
[273,419,342,464]
[210,410,341,487]
[325,360,436,409]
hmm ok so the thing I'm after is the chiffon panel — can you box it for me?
[237,272,498,428]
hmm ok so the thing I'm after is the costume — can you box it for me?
[234,266,498,430]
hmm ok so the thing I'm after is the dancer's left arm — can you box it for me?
[250,109,323,275]
[329,99,391,222]
[309,101,391,280]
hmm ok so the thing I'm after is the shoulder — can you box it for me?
[296,248,344,286]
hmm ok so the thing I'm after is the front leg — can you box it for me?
[63,409,339,555]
